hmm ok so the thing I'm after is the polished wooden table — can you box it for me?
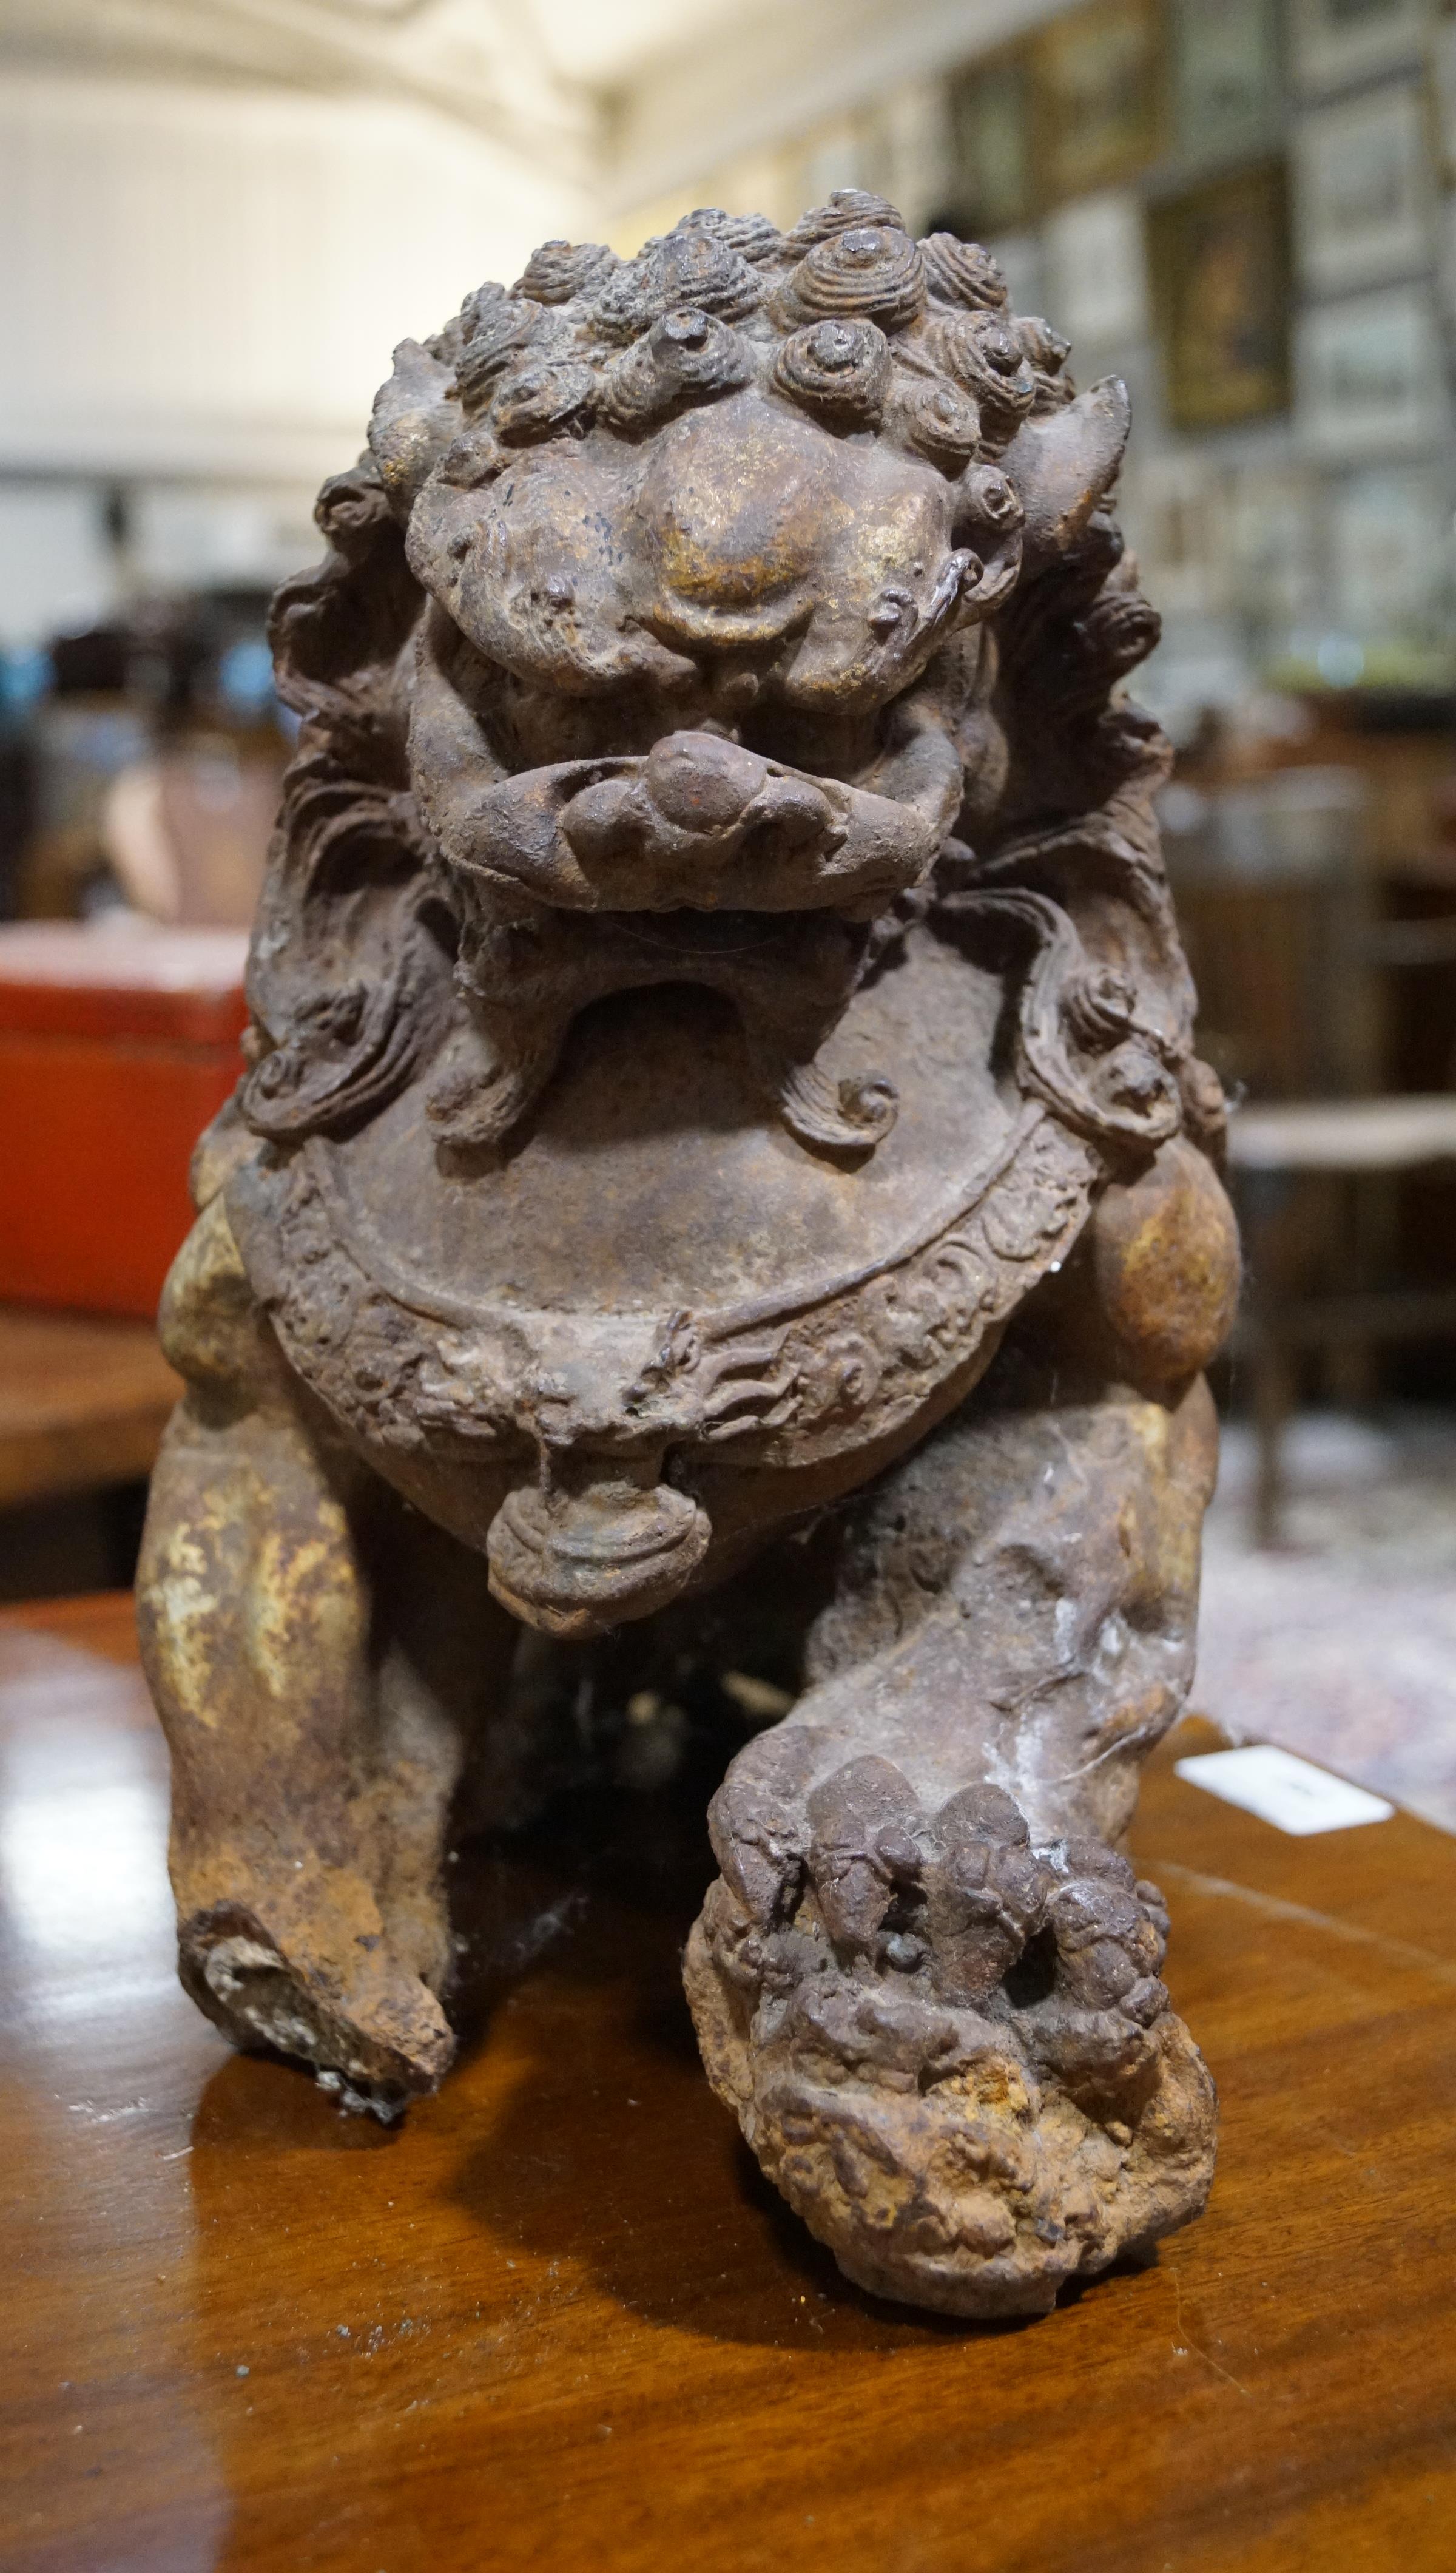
[4,1594,1454,2573]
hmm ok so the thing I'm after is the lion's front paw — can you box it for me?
[684,1729,1216,2317]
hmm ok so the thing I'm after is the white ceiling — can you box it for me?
[523,0,748,86]
[0,0,750,102]
[0,0,588,160]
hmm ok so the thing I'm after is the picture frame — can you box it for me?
[1225,463,1325,630]
[985,229,1047,322]
[1297,279,1450,452]
[1433,8,1456,175]
[1034,0,1164,205]
[1148,160,1293,429]
[1293,81,1436,290]
[947,46,1036,236]
[1043,189,1150,348]
[1328,462,1455,635]
[1121,452,1233,618]
[1289,0,1432,98]
[1168,0,1284,166]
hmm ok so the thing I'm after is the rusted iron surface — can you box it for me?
[138,195,1239,2318]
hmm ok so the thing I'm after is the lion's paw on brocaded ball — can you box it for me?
[137,191,1239,2321]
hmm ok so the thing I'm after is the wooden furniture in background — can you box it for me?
[0,1304,179,1513]
[3,1592,1454,2573]
[1230,1094,1456,1544]
[1164,765,1379,1103]
[0,921,246,1316]
[1166,745,1456,1492]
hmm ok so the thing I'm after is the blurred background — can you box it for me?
[1,0,1454,1822]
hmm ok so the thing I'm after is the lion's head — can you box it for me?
[242,194,1198,1171]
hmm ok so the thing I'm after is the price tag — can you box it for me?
[1173,1745,1395,1837]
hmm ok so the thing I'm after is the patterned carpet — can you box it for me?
[1195,1411,1456,1834]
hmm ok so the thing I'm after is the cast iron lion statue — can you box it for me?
[138,195,1240,2318]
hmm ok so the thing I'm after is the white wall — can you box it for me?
[0,72,589,487]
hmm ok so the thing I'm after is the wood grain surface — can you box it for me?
[0,1308,180,1510]
[2,1592,1454,2573]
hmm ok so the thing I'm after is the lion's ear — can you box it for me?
[998,377,1130,571]
[368,339,460,523]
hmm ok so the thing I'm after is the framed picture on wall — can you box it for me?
[1328,462,1455,634]
[1169,0,1284,165]
[948,47,1036,235]
[1290,0,1431,96]
[1294,81,1435,291]
[1434,8,1456,175]
[1148,159,1293,428]
[985,229,1047,320]
[1034,0,1164,203]
[1225,464,1325,629]
[1298,279,1449,451]
[1121,453,1233,618]
[1043,190,1150,347]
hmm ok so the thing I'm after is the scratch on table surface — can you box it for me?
[1152,1860,1456,1988]
[1168,2265,1250,2399]
[1314,2122,1363,2162]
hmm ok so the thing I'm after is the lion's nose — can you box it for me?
[643,731,763,833]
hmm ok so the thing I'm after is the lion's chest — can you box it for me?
[228,934,1098,1568]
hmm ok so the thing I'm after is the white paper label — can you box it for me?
[1173,1745,1395,1837]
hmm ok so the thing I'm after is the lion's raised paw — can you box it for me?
[684,1731,1216,2317]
